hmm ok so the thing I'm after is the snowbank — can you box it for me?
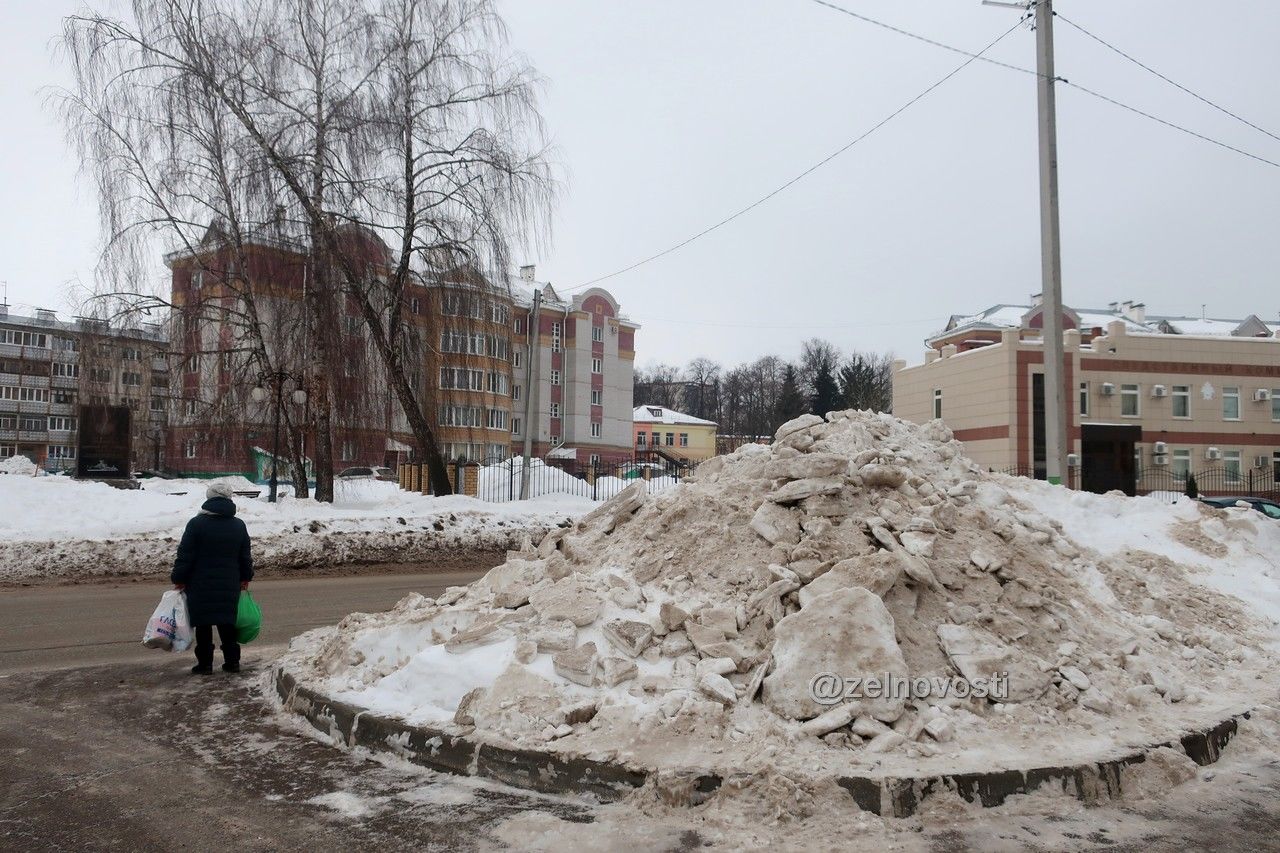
[0,455,39,476]
[280,411,1280,793]
[0,475,594,582]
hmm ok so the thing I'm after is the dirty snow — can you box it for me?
[0,475,594,582]
[279,410,1280,806]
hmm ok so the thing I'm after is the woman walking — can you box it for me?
[171,482,254,674]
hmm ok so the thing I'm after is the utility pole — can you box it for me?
[519,288,541,499]
[985,0,1068,485]
[1035,0,1068,486]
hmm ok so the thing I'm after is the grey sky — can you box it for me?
[3,1,1278,372]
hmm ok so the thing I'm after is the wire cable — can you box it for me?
[561,18,1026,294]
[1055,12,1280,146]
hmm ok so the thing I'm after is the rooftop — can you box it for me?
[0,304,166,343]
[632,405,717,427]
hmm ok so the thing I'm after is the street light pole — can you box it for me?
[270,376,283,503]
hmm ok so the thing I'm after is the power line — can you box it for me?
[562,18,1026,294]
[1055,12,1280,146]
[627,313,949,331]
[805,0,1280,168]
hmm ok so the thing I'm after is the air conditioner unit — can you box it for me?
[1254,389,1271,402]
[1205,447,1221,460]
[1152,441,1168,454]
[1151,384,1168,398]
[1100,382,1116,396]
[610,326,617,335]
[1066,453,1080,467]
[1152,454,1169,466]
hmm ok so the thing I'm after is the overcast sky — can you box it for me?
[3,1,1278,371]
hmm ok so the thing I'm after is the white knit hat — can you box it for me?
[206,481,235,500]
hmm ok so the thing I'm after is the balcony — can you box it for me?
[51,375,78,389]
[18,430,46,442]
[47,403,75,416]
[0,429,15,441]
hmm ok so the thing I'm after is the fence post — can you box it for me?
[1249,468,1254,497]
[508,458,515,502]
[590,462,598,501]
[463,463,479,498]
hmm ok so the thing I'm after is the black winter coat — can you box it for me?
[170,496,254,626]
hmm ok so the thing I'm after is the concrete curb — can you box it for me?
[272,664,1251,815]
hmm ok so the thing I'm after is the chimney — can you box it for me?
[35,308,56,324]
[519,264,536,282]
[0,302,7,319]
[1121,301,1146,324]
[1029,292,1043,307]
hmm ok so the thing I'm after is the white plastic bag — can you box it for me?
[142,590,193,652]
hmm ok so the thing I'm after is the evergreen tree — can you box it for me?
[775,364,807,425]
[810,361,841,416]
[1184,473,1199,499]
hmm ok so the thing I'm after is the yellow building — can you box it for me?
[632,405,717,462]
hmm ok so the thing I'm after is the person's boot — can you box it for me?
[221,661,241,673]
[191,663,213,675]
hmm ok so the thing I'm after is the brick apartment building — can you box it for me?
[0,303,169,472]
[894,299,1280,494]
[510,272,638,468]
[164,227,634,478]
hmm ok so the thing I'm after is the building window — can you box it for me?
[550,369,560,386]
[52,363,80,378]
[592,326,603,343]
[186,399,197,416]
[1172,385,1191,418]
[1,387,51,403]
[591,357,602,374]
[637,431,646,446]
[514,317,525,334]
[90,367,112,384]
[932,389,943,420]
[486,409,507,430]
[591,422,601,438]
[47,417,76,432]
[551,321,561,353]
[1223,449,1242,482]
[344,315,360,335]
[665,432,674,446]
[410,297,421,315]
[1272,391,1280,422]
[549,402,560,419]
[0,330,49,348]
[121,347,142,361]
[1222,386,1241,420]
[1078,382,1088,417]
[122,372,143,387]
[1120,384,1140,417]
[1274,450,1280,480]
[550,433,560,446]
[591,389,602,406]
[491,303,509,325]
[184,439,197,459]
[511,417,521,435]
[679,432,688,447]
[486,372,508,395]
[589,453,600,466]
[184,356,198,375]
[53,391,75,405]
[150,397,166,412]
[19,415,44,431]
[341,440,355,461]
[47,445,76,460]
[513,385,521,401]
[514,350,522,368]
[1172,449,1191,480]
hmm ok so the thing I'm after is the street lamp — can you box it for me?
[251,372,307,503]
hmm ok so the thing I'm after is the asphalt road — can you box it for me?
[0,570,486,674]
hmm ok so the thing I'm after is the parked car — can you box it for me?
[1199,496,1280,520]
[337,466,397,482]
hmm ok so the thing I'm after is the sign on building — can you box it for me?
[76,405,132,479]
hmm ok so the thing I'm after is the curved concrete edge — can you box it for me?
[272,664,1251,816]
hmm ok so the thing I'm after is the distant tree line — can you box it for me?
[633,338,895,439]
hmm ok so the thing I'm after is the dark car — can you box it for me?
[337,466,397,482]
[1199,496,1280,520]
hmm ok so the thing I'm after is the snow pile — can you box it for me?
[0,474,594,582]
[281,411,1279,785]
[0,455,39,476]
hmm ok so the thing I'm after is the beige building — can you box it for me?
[894,300,1280,494]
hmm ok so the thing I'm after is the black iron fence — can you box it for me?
[990,463,1277,501]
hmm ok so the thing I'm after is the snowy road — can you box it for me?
[0,570,488,674]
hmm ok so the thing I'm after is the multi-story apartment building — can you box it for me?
[0,303,169,472]
[894,299,1280,494]
[164,229,634,477]
[510,271,638,468]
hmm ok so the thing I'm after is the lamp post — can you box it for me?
[251,372,307,503]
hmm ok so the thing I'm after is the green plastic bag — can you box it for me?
[236,591,262,644]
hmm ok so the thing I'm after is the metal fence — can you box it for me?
[471,454,702,503]
[989,463,1277,501]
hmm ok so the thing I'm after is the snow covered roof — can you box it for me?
[932,301,1279,345]
[546,446,578,459]
[632,405,717,427]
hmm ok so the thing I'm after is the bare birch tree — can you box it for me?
[61,0,554,496]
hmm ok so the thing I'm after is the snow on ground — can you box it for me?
[0,475,595,582]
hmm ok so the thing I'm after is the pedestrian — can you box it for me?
[171,482,254,674]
